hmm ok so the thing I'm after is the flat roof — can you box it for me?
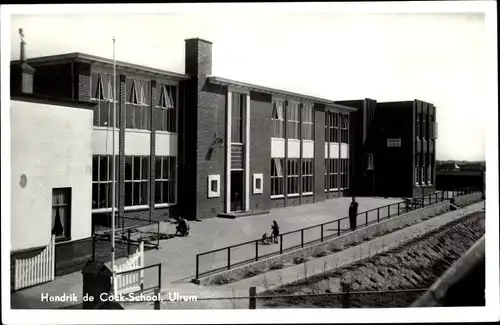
[207,76,357,111]
[11,52,190,81]
[11,93,97,110]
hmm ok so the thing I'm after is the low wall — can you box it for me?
[454,192,483,208]
[199,192,483,286]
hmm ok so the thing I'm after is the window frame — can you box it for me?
[301,158,314,195]
[155,83,178,133]
[92,155,118,212]
[124,155,150,208]
[271,158,285,197]
[125,77,151,130]
[52,187,72,243]
[287,101,300,140]
[301,104,314,141]
[154,156,177,206]
[271,99,285,139]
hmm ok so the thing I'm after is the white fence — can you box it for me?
[14,235,55,291]
[113,241,145,295]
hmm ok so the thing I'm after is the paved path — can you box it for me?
[11,196,402,309]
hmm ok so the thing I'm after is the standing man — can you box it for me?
[348,197,359,231]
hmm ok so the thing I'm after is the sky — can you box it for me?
[8,4,490,161]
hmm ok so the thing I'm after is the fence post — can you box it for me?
[387,205,390,218]
[365,212,368,226]
[227,248,231,270]
[127,229,131,256]
[397,203,400,215]
[255,240,259,261]
[337,220,341,236]
[321,224,324,242]
[280,235,283,254]
[157,222,160,249]
[249,286,256,309]
[377,208,380,222]
[195,255,199,280]
[341,282,351,308]
[154,287,161,310]
[301,230,304,248]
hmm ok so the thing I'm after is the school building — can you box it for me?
[10,37,438,277]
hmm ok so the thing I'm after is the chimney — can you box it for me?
[17,28,35,94]
[185,38,213,79]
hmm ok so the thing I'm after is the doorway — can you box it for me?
[230,170,244,212]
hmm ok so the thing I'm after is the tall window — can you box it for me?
[271,158,284,196]
[287,159,299,195]
[231,93,245,143]
[302,104,314,140]
[272,100,285,138]
[92,155,118,210]
[125,78,150,130]
[326,112,339,143]
[155,84,177,132]
[340,114,349,144]
[302,159,314,194]
[125,156,150,207]
[340,158,349,189]
[287,102,300,139]
[155,156,176,204]
[52,188,71,242]
[91,72,117,127]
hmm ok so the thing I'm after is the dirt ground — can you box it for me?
[257,211,485,308]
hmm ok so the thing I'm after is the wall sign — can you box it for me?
[387,138,402,147]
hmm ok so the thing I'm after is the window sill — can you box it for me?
[302,140,315,143]
[271,195,285,199]
[124,205,149,211]
[124,129,151,134]
[302,192,313,196]
[155,130,178,135]
[55,237,72,245]
[92,208,118,213]
[271,137,285,141]
[287,193,300,198]
[154,203,177,208]
[93,126,119,131]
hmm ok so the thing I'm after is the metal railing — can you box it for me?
[195,187,480,280]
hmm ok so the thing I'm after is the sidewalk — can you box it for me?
[10,196,402,309]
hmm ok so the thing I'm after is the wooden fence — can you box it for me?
[113,241,145,295]
[14,235,55,291]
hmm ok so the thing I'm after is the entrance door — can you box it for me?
[230,170,244,212]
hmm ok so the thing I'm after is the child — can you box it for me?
[271,220,280,244]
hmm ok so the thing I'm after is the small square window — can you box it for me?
[253,173,263,195]
[208,175,220,198]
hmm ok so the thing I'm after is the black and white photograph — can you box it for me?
[1,1,498,324]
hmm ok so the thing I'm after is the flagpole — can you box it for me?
[111,36,117,290]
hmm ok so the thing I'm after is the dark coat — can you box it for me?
[348,202,359,217]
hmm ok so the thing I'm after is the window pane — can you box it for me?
[135,105,142,129]
[155,182,163,204]
[141,181,148,205]
[99,156,108,181]
[125,104,134,129]
[134,156,142,180]
[163,157,169,181]
[125,157,133,181]
[133,182,141,206]
[93,106,100,126]
[169,157,176,179]
[98,183,109,209]
[92,156,99,182]
[155,157,162,179]
[153,108,163,131]
[92,183,98,209]
[162,180,170,204]
[142,157,149,180]
[169,180,176,203]
[142,106,150,130]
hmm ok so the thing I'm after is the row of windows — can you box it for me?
[271,100,314,140]
[91,72,177,132]
[270,158,314,196]
[325,158,350,190]
[325,112,349,144]
[415,166,434,185]
[92,155,176,210]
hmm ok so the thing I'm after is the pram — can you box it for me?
[176,223,190,237]
[261,231,278,245]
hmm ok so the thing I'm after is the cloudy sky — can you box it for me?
[8,4,491,160]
